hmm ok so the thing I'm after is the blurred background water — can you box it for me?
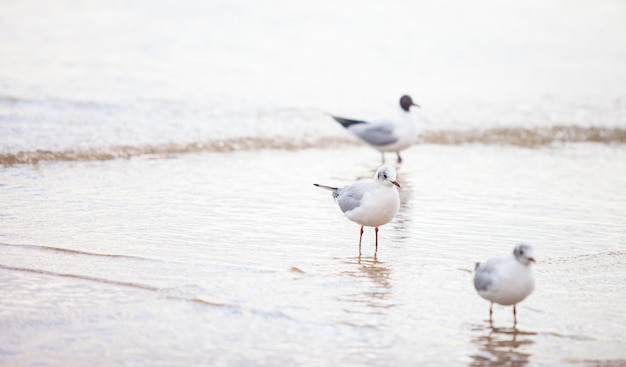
[1,0,625,158]
[1,0,625,366]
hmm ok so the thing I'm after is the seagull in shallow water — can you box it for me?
[473,244,536,324]
[314,165,400,255]
[331,95,420,163]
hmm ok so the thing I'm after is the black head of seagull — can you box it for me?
[400,95,420,112]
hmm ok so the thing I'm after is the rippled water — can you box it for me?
[2,145,626,366]
[1,0,626,365]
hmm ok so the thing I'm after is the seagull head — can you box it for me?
[400,95,420,112]
[513,243,536,265]
[375,165,401,188]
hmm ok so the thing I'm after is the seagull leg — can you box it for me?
[513,304,517,325]
[396,152,402,163]
[358,226,364,255]
[489,302,493,321]
[375,227,379,253]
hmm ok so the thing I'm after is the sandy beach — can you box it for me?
[1,0,626,365]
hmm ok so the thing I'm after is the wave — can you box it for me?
[0,263,160,291]
[420,126,626,146]
[0,242,239,307]
[0,263,233,307]
[1,126,625,165]
[0,242,148,260]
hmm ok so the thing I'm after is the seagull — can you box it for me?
[331,95,420,163]
[473,244,536,324]
[314,165,401,255]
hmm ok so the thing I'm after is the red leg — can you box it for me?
[513,304,517,325]
[358,226,364,254]
[489,302,493,321]
[375,227,379,253]
[396,151,402,163]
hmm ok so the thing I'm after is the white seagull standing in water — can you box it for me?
[331,95,420,163]
[473,244,536,324]
[314,165,401,255]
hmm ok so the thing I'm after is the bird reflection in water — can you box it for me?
[338,255,394,316]
[469,322,536,367]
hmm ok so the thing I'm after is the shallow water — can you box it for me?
[2,145,626,366]
[2,0,626,365]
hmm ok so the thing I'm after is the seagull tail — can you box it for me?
[331,116,367,129]
[313,183,338,192]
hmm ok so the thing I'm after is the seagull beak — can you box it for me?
[391,180,401,188]
[529,257,536,263]
[413,102,420,108]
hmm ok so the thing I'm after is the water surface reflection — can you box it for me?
[338,256,394,318]
[469,322,536,366]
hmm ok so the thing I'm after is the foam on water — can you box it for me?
[2,125,625,165]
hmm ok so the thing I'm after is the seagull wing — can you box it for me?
[333,115,399,146]
[335,181,369,214]
[473,257,503,292]
[353,122,399,146]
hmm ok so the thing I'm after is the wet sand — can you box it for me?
[1,144,625,366]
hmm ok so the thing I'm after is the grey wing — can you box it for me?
[354,122,398,146]
[473,260,498,292]
[335,181,368,213]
